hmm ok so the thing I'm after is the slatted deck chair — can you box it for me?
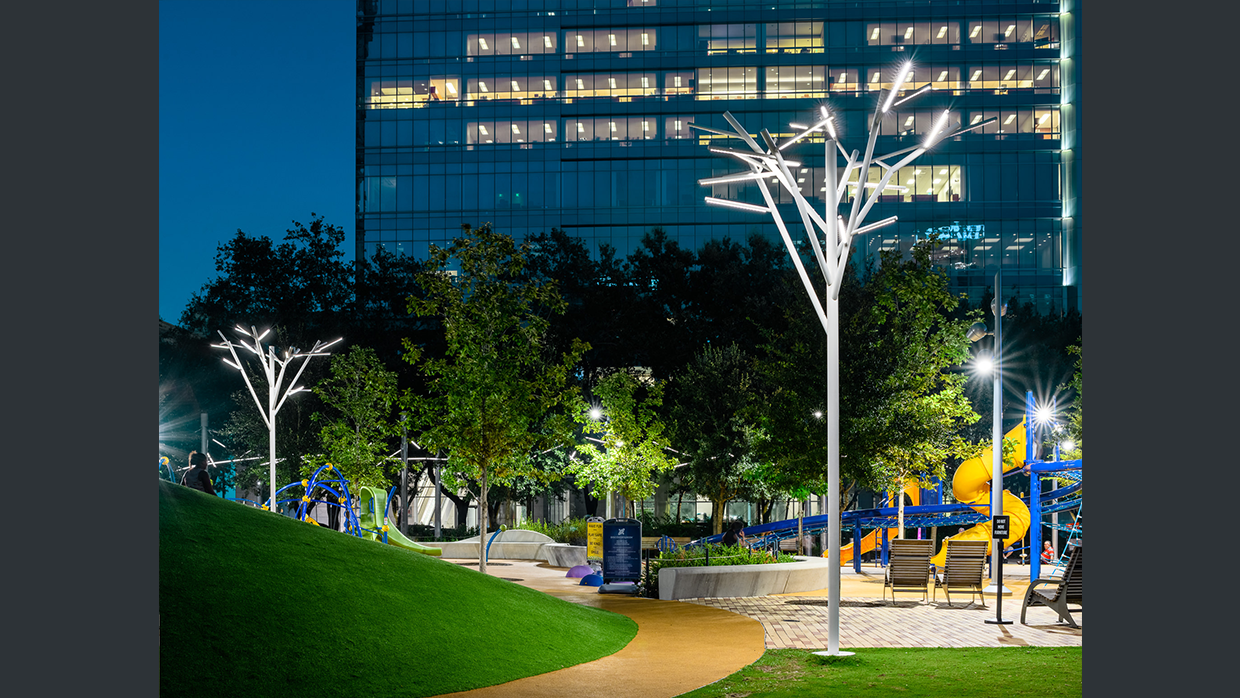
[1021,544,1082,628]
[933,539,989,607]
[883,538,935,604]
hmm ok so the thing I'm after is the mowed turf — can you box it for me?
[678,647,1082,697]
[159,481,637,697]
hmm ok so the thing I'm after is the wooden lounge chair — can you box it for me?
[883,538,935,604]
[933,539,988,607]
[1021,544,1082,628]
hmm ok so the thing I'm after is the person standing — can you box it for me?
[180,451,217,496]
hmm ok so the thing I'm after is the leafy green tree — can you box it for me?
[403,224,589,573]
[303,345,401,491]
[1061,341,1083,457]
[568,371,678,516]
[179,215,352,344]
[668,343,765,535]
[757,241,980,508]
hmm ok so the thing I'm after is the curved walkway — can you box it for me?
[432,559,766,698]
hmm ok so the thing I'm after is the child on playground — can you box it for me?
[721,519,748,548]
[1041,540,1055,563]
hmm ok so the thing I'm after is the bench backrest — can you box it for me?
[942,539,988,587]
[888,539,934,583]
[1058,545,1083,603]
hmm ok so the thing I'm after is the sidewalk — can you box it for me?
[437,557,1080,696]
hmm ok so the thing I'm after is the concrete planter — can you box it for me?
[657,556,830,601]
[537,543,588,568]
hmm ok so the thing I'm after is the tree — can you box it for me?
[179,215,352,344]
[568,371,678,517]
[668,343,764,535]
[1061,340,1083,457]
[403,224,589,574]
[757,240,981,507]
[304,345,401,491]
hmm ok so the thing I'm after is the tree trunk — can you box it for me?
[478,467,489,575]
[711,493,732,536]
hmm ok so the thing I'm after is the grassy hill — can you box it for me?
[159,481,636,697]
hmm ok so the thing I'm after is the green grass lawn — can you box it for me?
[159,481,636,697]
[678,647,1081,697]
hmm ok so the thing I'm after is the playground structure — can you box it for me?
[692,391,1082,576]
[235,462,442,556]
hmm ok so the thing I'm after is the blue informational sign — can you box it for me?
[602,518,642,582]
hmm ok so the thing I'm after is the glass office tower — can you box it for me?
[357,0,1081,312]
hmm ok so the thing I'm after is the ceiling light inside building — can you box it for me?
[933,178,942,184]
[871,71,880,83]
[971,114,983,124]
[609,34,617,46]
[511,37,520,49]
[544,36,552,48]
[1005,24,1015,37]
[446,82,456,94]
[577,122,584,132]
[544,123,552,133]
[544,79,554,91]
[938,70,948,81]
[937,26,947,38]
[674,120,683,130]
[1004,69,1016,81]
[914,169,922,174]
[641,33,649,45]
[610,121,617,132]
[608,77,617,89]
[478,38,489,50]
[904,116,914,127]
[576,35,584,47]
[479,125,489,135]
[971,69,982,81]
[674,76,682,87]
[642,121,649,131]
[1037,68,1050,80]
[576,78,584,90]
[511,81,520,91]
[871,28,880,40]
[939,168,947,174]
[1039,113,1050,124]
[512,124,520,133]
[906,178,915,185]
[904,27,914,39]
[641,76,649,88]
[479,81,488,92]
[839,71,848,82]
[970,25,981,38]
[1004,114,1016,124]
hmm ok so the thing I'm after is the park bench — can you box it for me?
[934,539,988,607]
[883,538,935,604]
[1021,543,1082,628]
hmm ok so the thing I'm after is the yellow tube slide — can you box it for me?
[834,480,921,564]
[929,419,1031,569]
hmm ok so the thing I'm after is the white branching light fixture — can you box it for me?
[212,326,342,511]
[694,64,995,657]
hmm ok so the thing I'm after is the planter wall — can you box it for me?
[657,556,831,601]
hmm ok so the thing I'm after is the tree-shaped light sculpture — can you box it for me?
[695,63,994,656]
[212,325,342,511]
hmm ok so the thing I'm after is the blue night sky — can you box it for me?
[159,0,355,325]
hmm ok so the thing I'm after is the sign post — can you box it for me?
[586,517,605,563]
[599,518,641,594]
[985,515,1013,625]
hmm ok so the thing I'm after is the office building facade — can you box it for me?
[357,0,1082,313]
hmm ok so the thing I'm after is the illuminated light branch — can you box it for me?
[703,196,771,214]
[881,62,913,113]
[698,171,771,186]
[779,114,834,150]
[689,123,747,139]
[891,83,933,109]
[923,109,952,149]
[853,215,900,236]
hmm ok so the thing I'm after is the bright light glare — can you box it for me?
[1060,439,1076,452]
[813,410,823,419]
[974,356,993,374]
[1034,404,1055,425]
[589,407,603,420]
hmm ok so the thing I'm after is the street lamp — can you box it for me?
[968,273,1013,617]
[212,325,342,512]
[696,66,996,656]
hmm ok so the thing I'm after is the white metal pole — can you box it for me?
[268,354,278,513]
[990,271,1008,593]
[824,136,849,656]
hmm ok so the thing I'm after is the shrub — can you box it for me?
[636,543,796,597]
[515,518,589,546]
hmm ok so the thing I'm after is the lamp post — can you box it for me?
[212,325,342,512]
[968,272,1013,611]
[696,65,996,656]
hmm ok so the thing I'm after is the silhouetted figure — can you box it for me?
[180,451,216,496]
